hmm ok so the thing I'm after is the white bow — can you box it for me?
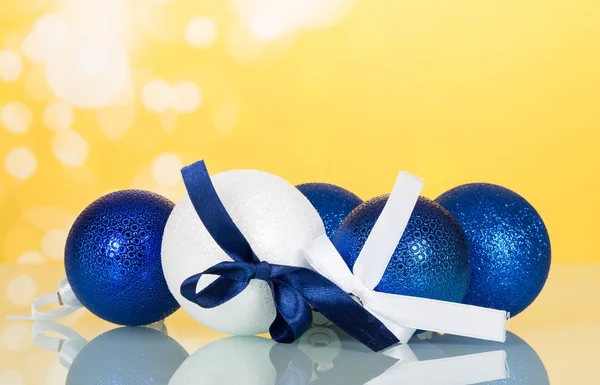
[302,171,508,344]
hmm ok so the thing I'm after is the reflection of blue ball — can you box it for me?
[425,331,549,384]
[333,195,470,302]
[65,190,179,326]
[66,327,189,385]
[436,184,551,317]
[297,183,363,239]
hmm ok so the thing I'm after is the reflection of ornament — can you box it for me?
[67,327,187,385]
[10,190,179,326]
[436,183,551,316]
[297,182,363,239]
[334,195,470,302]
[169,337,277,385]
[31,321,188,385]
[162,166,325,336]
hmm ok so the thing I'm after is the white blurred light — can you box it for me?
[5,147,37,181]
[250,8,285,41]
[230,0,356,42]
[17,251,46,264]
[0,370,24,385]
[186,18,218,48]
[172,81,202,113]
[46,40,130,109]
[21,14,70,64]
[43,101,73,132]
[152,153,184,186]
[41,229,68,260]
[6,274,37,306]
[51,130,88,167]
[142,79,173,112]
[76,43,109,76]
[1,103,32,134]
[0,50,23,83]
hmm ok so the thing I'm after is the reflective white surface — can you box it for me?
[1,263,599,384]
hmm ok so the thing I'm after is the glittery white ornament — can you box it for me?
[169,337,276,385]
[161,169,326,335]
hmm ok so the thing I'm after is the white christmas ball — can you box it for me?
[169,336,276,385]
[162,169,325,335]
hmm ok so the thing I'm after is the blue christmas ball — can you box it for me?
[296,183,363,239]
[436,183,551,317]
[332,195,470,302]
[66,326,189,385]
[65,190,179,326]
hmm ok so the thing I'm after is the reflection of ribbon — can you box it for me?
[303,326,508,385]
[302,172,509,343]
[269,343,313,385]
[180,160,398,351]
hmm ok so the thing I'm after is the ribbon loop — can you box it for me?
[179,160,399,351]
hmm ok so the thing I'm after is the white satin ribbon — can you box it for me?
[7,277,83,321]
[301,171,508,344]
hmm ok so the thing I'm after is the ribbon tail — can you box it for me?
[368,291,509,342]
[269,280,313,344]
[368,350,508,385]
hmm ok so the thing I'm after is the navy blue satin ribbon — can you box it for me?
[180,160,399,351]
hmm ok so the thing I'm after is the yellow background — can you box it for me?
[1,0,599,264]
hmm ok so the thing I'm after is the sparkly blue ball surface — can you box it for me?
[65,190,179,326]
[296,183,363,239]
[436,183,551,317]
[332,195,470,302]
[66,327,189,385]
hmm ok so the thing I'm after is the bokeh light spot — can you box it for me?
[0,50,23,82]
[0,323,30,351]
[6,274,37,306]
[17,250,46,264]
[250,8,285,41]
[41,229,68,260]
[43,101,73,132]
[21,14,70,64]
[51,130,88,167]
[5,147,37,181]
[152,153,184,186]
[172,81,202,113]
[0,370,24,385]
[141,79,173,112]
[46,40,130,109]
[186,17,218,48]
[1,103,32,134]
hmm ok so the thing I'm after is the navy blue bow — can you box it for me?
[180,160,399,351]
